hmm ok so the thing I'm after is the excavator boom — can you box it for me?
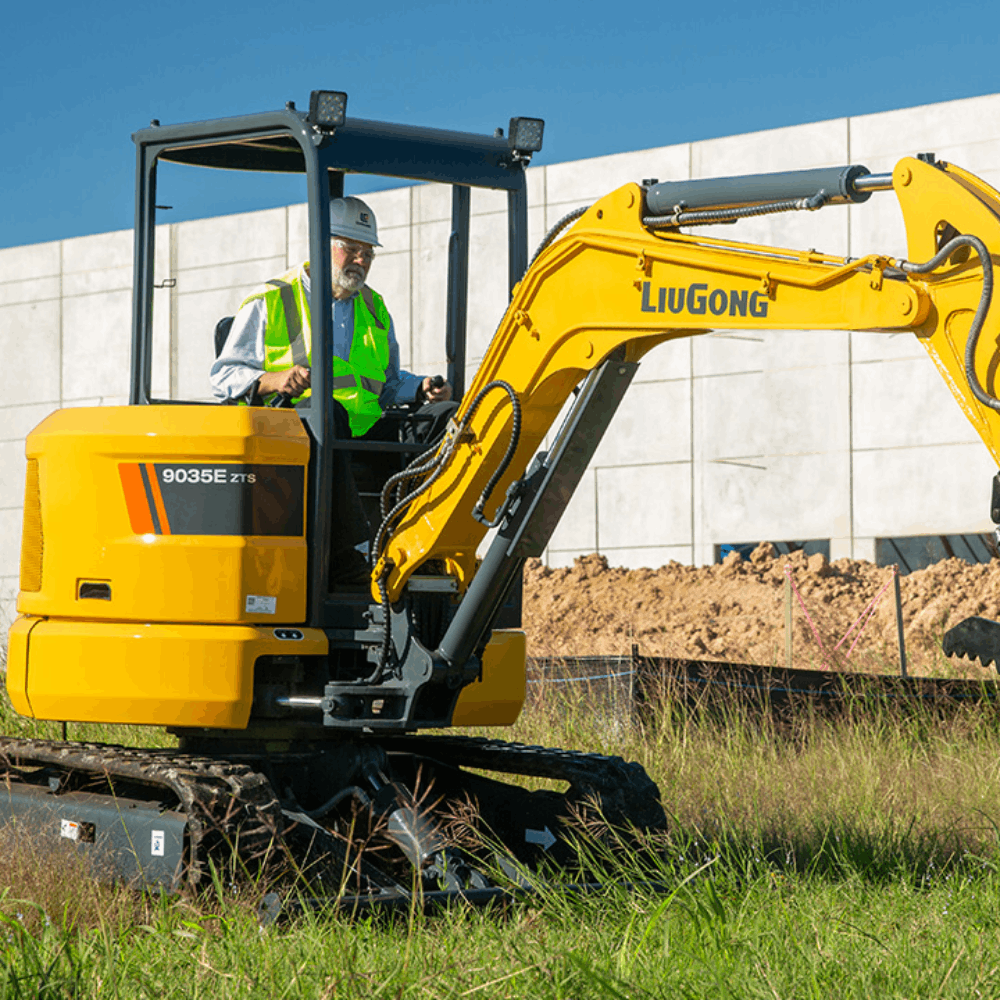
[378,156,1000,681]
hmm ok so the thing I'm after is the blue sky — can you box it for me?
[2,0,997,249]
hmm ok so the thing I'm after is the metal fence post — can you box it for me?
[784,572,793,669]
[892,565,907,677]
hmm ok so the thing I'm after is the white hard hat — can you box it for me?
[329,196,381,247]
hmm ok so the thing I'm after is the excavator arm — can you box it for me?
[376,156,1000,672]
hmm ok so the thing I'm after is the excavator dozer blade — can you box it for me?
[942,616,1000,669]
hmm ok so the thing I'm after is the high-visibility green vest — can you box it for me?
[239,264,392,436]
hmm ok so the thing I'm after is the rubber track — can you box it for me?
[0,739,284,885]
[0,736,665,884]
[377,734,667,831]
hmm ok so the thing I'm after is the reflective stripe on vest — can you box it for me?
[238,265,391,436]
[333,373,386,394]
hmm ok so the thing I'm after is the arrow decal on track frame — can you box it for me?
[524,826,557,851]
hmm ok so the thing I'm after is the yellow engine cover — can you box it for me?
[7,615,327,727]
[16,405,309,625]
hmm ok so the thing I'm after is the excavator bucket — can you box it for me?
[942,616,1000,669]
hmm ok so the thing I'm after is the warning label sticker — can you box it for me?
[245,595,277,615]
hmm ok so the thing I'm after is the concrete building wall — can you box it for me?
[3,92,1000,626]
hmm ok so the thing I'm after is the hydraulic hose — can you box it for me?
[900,235,997,410]
[367,379,522,680]
[371,380,519,570]
[303,785,370,821]
[469,382,521,527]
[372,380,521,564]
[643,191,827,229]
[529,206,589,267]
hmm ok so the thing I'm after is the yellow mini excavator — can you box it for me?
[7,92,1000,908]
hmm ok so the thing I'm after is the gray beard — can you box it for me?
[332,265,365,296]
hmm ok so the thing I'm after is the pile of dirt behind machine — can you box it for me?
[523,546,1000,677]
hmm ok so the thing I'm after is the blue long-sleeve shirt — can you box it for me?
[209,264,422,406]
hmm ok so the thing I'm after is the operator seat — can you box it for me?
[214,315,260,406]
[214,316,234,360]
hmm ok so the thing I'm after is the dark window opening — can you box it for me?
[875,534,995,575]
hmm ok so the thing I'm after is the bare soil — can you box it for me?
[522,545,1000,677]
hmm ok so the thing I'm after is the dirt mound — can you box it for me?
[522,547,1000,677]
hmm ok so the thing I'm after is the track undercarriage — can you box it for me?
[0,733,665,916]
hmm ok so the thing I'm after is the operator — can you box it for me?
[210,196,454,585]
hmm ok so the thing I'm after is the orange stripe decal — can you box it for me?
[118,463,155,534]
[144,463,172,535]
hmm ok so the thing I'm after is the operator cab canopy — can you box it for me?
[131,91,545,410]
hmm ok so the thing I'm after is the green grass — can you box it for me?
[3,662,1000,996]
[3,853,1000,997]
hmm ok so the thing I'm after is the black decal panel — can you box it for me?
[152,464,305,537]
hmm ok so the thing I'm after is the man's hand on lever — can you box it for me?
[421,374,453,402]
[258,365,311,398]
